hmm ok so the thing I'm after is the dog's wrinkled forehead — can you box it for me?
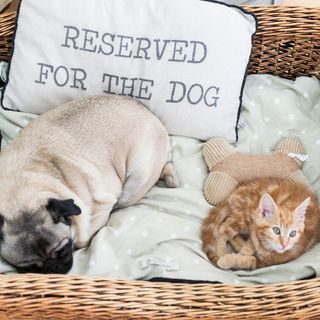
[11,225,56,261]
[5,210,49,235]
[0,205,70,264]
[2,208,58,253]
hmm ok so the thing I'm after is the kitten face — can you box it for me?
[267,221,302,253]
[258,194,310,253]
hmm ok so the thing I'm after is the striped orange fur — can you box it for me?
[201,178,320,270]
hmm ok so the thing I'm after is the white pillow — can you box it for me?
[1,0,256,141]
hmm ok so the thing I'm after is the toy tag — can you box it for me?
[237,119,247,129]
[139,257,179,271]
[288,153,309,162]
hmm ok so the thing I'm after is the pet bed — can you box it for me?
[1,73,320,284]
[0,5,319,320]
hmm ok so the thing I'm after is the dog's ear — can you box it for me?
[46,199,81,223]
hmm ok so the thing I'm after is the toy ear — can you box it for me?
[203,137,236,170]
[47,198,81,223]
[259,193,277,217]
[295,197,310,222]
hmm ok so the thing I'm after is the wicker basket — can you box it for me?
[0,5,319,320]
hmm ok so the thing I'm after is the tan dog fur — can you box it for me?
[0,95,177,250]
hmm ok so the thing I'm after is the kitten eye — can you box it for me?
[272,227,281,235]
[289,230,297,237]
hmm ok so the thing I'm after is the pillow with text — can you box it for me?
[1,0,257,141]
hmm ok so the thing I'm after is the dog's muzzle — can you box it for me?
[17,240,73,274]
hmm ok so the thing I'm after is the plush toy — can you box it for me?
[203,136,311,206]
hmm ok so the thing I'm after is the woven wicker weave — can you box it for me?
[1,6,320,78]
[0,5,319,320]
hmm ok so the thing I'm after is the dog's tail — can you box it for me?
[160,161,179,188]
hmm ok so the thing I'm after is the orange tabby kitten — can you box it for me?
[201,178,320,270]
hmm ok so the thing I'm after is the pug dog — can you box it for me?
[0,95,178,274]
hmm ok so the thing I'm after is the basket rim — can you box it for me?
[1,273,319,290]
[0,274,319,319]
[0,5,319,319]
[0,4,318,287]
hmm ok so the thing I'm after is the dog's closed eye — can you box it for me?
[17,260,43,269]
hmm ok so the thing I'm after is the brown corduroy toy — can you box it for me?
[203,136,311,206]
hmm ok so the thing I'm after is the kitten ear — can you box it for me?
[259,193,277,217]
[295,197,310,222]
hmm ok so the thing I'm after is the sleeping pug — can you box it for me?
[0,95,178,274]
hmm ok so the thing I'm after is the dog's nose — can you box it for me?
[42,240,73,274]
[43,256,73,274]
[56,241,72,259]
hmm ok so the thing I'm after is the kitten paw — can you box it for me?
[217,255,234,270]
[217,254,257,270]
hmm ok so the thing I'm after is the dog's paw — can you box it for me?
[161,162,179,188]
